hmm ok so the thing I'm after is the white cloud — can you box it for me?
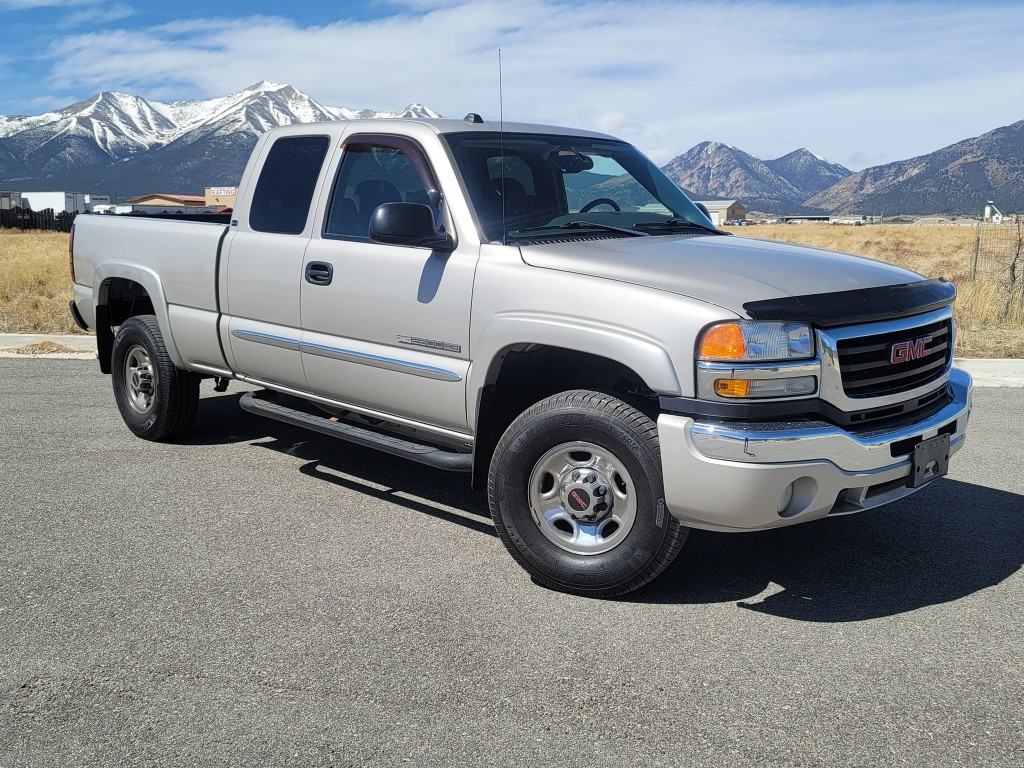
[33,1,1024,168]
[0,0,98,8]
[62,3,133,26]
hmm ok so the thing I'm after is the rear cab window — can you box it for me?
[249,135,331,234]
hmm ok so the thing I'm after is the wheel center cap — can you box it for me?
[132,372,140,388]
[561,470,611,521]
[567,488,591,513]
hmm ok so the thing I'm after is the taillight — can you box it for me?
[69,224,76,283]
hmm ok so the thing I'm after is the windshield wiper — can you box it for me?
[633,218,724,236]
[510,220,650,238]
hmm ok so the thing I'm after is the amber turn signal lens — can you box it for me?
[714,379,751,397]
[699,323,746,359]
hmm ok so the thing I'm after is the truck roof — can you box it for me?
[262,118,618,142]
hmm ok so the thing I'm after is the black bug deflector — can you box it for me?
[743,278,957,328]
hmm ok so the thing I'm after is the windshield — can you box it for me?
[441,132,717,243]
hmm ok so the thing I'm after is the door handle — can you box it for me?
[305,261,334,286]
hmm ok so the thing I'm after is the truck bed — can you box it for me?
[73,213,229,313]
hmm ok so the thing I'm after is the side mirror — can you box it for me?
[695,202,711,219]
[369,202,454,252]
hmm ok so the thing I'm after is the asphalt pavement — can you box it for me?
[0,358,1021,767]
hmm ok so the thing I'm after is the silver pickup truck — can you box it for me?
[70,117,972,596]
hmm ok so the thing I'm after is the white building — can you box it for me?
[694,200,746,227]
[20,191,88,213]
[0,191,23,210]
[983,201,1004,225]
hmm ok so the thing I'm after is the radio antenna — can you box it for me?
[499,48,506,245]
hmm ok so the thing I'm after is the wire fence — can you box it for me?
[972,218,1024,317]
[0,206,78,233]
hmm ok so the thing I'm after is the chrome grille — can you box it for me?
[837,317,952,398]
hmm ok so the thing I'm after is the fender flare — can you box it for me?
[94,263,184,369]
[466,312,682,426]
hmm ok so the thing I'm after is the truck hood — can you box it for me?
[520,234,925,317]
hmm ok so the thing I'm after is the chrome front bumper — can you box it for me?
[657,368,972,532]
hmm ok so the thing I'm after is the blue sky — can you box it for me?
[2,0,1023,169]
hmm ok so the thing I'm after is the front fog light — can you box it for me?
[777,483,795,514]
[714,376,816,398]
[714,379,750,397]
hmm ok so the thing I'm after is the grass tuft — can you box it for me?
[9,340,82,355]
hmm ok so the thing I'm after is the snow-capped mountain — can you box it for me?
[0,82,441,195]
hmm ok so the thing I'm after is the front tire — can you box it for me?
[111,315,199,440]
[487,390,688,597]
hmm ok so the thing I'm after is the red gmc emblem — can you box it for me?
[890,335,933,364]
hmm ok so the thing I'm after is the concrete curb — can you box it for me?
[2,334,1023,386]
[0,333,95,358]
[952,358,1024,388]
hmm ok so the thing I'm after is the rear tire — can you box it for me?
[488,389,688,597]
[111,315,199,440]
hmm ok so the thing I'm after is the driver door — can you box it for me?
[299,135,478,432]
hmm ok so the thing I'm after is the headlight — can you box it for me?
[698,321,813,362]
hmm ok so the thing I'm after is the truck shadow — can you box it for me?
[178,390,495,537]
[181,390,1023,622]
[633,478,1024,621]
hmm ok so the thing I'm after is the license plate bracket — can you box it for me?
[909,433,950,488]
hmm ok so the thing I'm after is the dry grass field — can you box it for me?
[727,224,1024,358]
[1,224,1021,356]
[0,228,84,335]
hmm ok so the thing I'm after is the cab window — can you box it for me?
[324,138,441,240]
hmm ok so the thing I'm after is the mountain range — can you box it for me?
[1,82,1021,215]
[804,119,1024,215]
[661,120,1024,216]
[0,82,439,196]
[660,143,851,214]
